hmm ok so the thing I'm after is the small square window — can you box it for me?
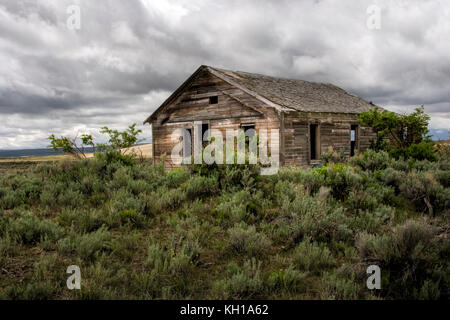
[209,96,218,104]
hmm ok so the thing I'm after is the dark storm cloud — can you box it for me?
[0,0,449,148]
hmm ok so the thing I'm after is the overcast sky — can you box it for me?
[0,0,449,149]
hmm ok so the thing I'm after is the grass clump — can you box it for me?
[7,212,64,245]
[294,237,335,272]
[57,226,111,261]
[213,259,264,299]
[228,222,271,256]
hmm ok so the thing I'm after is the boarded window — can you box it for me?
[209,96,218,104]
[350,125,358,156]
[310,124,320,160]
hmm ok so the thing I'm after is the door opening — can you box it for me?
[310,124,320,160]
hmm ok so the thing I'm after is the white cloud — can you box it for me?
[0,0,449,149]
[111,21,139,45]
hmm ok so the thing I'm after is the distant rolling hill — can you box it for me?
[0,144,152,160]
[0,147,69,158]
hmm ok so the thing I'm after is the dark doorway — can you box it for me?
[310,124,319,160]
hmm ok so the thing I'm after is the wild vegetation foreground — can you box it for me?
[0,146,449,300]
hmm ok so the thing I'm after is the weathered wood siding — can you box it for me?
[282,111,377,167]
[150,69,377,169]
[151,69,280,169]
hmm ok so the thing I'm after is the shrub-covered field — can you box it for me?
[0,149,449,300]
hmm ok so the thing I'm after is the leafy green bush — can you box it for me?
[0,233,19,264]
[110,231,141,262]
[321,146,346,165]
[266,266,307,295]
[349,150,392,171]
[190,163,260,192]
[57,226,111,261]
[349,205,392,234]
[434,170,450,188]
[321,272,360,300]
[274,180,298,204]
[57,208,104,233]
[57,186,84,208]
[219,165,260,191]
[294,237,335,272]
[0,175,42,209]
[359,106,436,161]
[213,259,264,299]
[39,180,84,208]
[0,190,24,210]
[118,209,145,227]
[375,167,405,191]
[8,212,64,245]
[111,189,143,215]
[319,163,364,200]
[149,187,187,214]
[228,222,271,256]
[399,171,450,215]
[273,194,351,243]
[183,175,218,200]
[356,220,447,299]
[277,167,325,194]
[109,167,134,190]
[95,149,136,166]
[391,141,437,162]
[1,281,56,300]
[163,168,191,188]
[212,189,263,226]
[167,209,216,246]
[145,238,200,276]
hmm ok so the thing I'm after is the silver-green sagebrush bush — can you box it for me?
[213,259,264,299]
[294,237,335,272]
[228,222,271,256]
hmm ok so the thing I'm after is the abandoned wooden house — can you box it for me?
[144,65,378,168]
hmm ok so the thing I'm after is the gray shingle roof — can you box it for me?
[208,66,378,114]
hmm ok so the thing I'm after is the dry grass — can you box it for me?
[0,155,72,163]
[434,139,450,145]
